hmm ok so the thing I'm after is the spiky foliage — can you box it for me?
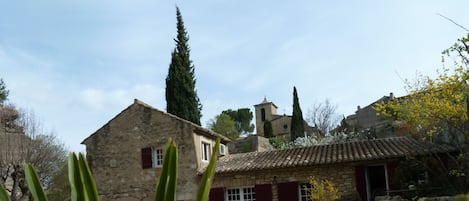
[0,78,9,104]
[263,120,274,138]
[165,7,202,125]
[290,86,305,141]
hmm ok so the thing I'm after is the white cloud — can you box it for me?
[79,84,165,111]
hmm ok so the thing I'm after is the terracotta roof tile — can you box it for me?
[216,137,454,174]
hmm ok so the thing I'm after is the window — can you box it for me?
[219,144,226,156]
[201,142,211,162]
[152,148,163,167]
[261,108,266,121]
[299,183,312,201]
[141,147,163,169]
[227,187,255,201]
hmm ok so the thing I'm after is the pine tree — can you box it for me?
[165,7,202,125]
[290,86,305,141]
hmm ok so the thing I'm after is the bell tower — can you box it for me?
[254,97,278,137]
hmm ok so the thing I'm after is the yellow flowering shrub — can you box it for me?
[304,176,340,201]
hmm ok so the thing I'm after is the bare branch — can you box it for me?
[437,13,469,32]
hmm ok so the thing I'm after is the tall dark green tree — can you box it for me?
[165,7,202,125]
[0,78,9,104]
[222,108,255,135]
[290,86,305,141]
[263,120,274,138]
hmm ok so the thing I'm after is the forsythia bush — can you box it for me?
[305,176,340,201]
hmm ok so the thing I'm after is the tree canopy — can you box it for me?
[290,86,305,141]
[165,7,202,125]
[375,33,469,143]
[375,33,469,193]
[0,78,9,104]
[221,108,255,135]
[208,113,239,140]
[306,99,341,136]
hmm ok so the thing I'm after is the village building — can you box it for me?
[82,99,453,201]
[81,99,231,201]
[254,98,319,139]
[340,93,403,138]
[210,137,452,201]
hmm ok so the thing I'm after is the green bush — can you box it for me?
[0,138,220,201]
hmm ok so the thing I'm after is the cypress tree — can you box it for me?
[263,120,274,138]
[165,7,202,125]
[290,86,305,141]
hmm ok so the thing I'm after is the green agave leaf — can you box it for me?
[0,184,10,201]
[197,138,220,201]
[166,141,178,201]
[78,153,99,201]
[69,153,84,201]
[24,163,49,201]
[154,138,178,201]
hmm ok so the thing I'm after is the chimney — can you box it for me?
[389,92,394,99]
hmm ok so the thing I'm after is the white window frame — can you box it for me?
[152,148,163,168]
[226,187,256,201]
[201,141,211,162]
[219,144,226,156]
[299,183,313,201]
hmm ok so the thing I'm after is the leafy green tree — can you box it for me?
[0,78,9,104]
[165,7,202,125]
[263,120,274,138]
[222,108,255,135]
[208,113,239,140]
[290,86,305,141]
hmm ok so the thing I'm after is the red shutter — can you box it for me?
[278,182,298,201]
[209,188,224,201]
[141,147,152,169]
[387,161,399,190]
[255,184,272,201]
[355,165,367,201]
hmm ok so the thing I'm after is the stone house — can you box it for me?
[210,137,453,201]
[254,98,319,139]
[341,92,411,138]
[81,99,231,201]
[82,99,453,201]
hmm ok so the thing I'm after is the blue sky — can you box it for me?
[1,1,468,152]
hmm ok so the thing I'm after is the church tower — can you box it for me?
[254,97,278,137]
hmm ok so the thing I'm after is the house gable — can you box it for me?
[81,99,230,201]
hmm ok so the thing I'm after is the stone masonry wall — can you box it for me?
[84,103,202,201]
[212,164,357,201]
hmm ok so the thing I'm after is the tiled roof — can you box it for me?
[215,137,454,173]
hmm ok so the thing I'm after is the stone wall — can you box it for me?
[228,135,273,154]
[212,164,357,201]
[83,102,211,201]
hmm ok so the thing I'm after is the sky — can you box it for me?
[1,1,468,152]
